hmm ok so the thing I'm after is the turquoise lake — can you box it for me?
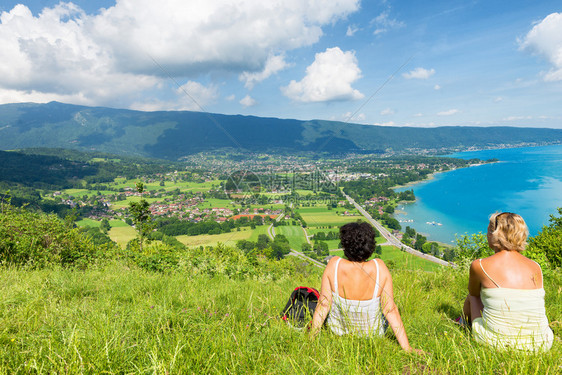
[393,144,562,244]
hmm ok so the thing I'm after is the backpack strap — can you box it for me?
[372,258,380,298]
[333,257,342,295]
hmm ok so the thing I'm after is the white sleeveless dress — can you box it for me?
[327,258,385,336]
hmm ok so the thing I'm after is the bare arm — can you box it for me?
[378,261,414,352]
[468,260,482,297]
[310,260,334,337]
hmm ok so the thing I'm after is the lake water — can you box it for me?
[394,144,562,244]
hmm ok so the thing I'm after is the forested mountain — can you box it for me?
[1,102,561,160]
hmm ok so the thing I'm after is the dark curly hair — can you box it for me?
[340,221,376,262]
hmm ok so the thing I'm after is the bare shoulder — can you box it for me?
[520,253,542,271]
[469,258,484,278]
[323,256,340,274]
[327,255,340,267]
[373,258,391,278]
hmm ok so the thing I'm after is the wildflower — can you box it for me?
[225,313,230,317]
[150,306,154,309]
[11,338,15,342]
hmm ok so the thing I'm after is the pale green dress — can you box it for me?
[472,259,554,351]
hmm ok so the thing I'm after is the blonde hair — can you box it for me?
[487,212,528,252]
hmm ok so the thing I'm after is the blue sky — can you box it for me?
[1,0,561,128]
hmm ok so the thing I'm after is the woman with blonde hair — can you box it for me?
[463,212,554,351]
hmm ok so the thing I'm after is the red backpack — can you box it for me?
[280,286,321,329]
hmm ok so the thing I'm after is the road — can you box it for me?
[342,193,452,267]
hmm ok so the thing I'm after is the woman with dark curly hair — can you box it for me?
[310,221,420,352]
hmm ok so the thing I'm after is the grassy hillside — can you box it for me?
[0,262,559,373]
[1,199,560,373]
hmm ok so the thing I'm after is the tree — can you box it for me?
[128,182,153,252]
[442,247,457,262]
[527,207,562,268]
[100,218,111,234]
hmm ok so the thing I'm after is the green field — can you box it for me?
[248,225,270,241]
[331,245,442,271]
[298,207,363,227]
[176,229,253,248]
[274,225,309,250]
[108,225,137,247]
[196,198,236,209]
[63,188,115,197]
[75,218,100,228]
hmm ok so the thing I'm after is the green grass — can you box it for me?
[75,218,100,228]
[0,263,559,373]
[108,225,137,247]
[298,207,363,227]
[248,225,270,241]
[275,225,309,250]
[196,198,236,209]
[331,245,442,272]
[109,219,130,228]
[176,229,253,248]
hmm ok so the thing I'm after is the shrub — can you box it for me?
[0,204,105,268]
[527,208,562,269]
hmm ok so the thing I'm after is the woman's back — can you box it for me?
[327,257,384,336]
[479,251,542,289]
[330,257,382,300]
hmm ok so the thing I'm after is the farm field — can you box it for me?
[330,245,442,272]
[274,225,308,250]
[76,218,100,228]
[176,229,253,248]
[248,225,270,241]
[62,188,115,197]
[297,206,362,227]
[108,225,137,247]
[196,198,237,209]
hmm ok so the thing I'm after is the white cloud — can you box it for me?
[503,115,532,121]
[346,25,358,36]
[131,80,218,111]
[0,4,159,107]
[175,81,218,109]
[240,95,256,107]
[413,113,423,117]
[403,67,435,79]
[281,47,364,102]
[379,121,395,126]
[240,54,290,89]
[380,108,394,115]
[520,12,562,81]
[341,111,366,122]
[494,96,503,102]
[372,10,405,35]
[0,0,360,107]
[434,84,441,90]
[225,94,236,101]
[437,109,458,116]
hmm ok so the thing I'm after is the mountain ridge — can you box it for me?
[1,101,561,160]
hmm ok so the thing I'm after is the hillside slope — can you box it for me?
[1,102,562,160]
